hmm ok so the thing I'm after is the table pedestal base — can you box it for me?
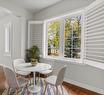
[28,85,41,94]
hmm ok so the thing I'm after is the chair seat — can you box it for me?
[0,81,8,89]
[40,69,52,75]
[45,75,57,86]
[16,70,30,76]
[17,77,29,88]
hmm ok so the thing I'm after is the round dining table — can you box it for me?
[16,62,51,93]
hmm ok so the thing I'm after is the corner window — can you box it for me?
[44,11,83,62]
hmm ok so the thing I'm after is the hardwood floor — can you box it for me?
[0,71,102,95]
[36,72,102,95]
[63,82,102,95]
[0,81,102,95]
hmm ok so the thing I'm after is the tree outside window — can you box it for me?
[48,21,60,56]
[47,14,82,60]
[64,16,81,59]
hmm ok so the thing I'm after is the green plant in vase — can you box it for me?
[26,45,40,66]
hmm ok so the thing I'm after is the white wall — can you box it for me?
[33,0,104,94]
[0,0,34,54]
[0,15,21,68]
[34,0,95,20]
[41,58,104,94]
[0,15,12,67]
[0,0,33,19]
[0,1,34,68]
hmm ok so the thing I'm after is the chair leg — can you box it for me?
[16,88,18,95]
[38,73,40,84]
[26,84,29,95]
[56,86,59,95]
[60,85,63,95]
[7,88,10,95]
[35,76,37,85]
[35,73,40,85]
[52,86,56,95]
[28,75,31,85]
[43,83,47,95]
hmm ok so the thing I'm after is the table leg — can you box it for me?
[28,72,41,93]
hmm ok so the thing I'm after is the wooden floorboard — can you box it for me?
[63,82,102,95]
[0,71,102,95]
[0,82,102,95]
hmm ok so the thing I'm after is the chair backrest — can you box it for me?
[0,65,4,76]
[13,58,25,72]
[0,65,7,89]
[56,65,66,85]
[0,65,5,80]
[4,67,19,89]
[13,59,25,64]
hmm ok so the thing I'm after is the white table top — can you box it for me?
[16,63,51,72]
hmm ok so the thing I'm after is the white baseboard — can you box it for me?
[64,78,104,95]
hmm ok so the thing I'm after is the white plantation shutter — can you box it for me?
[84,0,104,68]
[28,21,43,54]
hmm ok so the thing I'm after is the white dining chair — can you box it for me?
[13,58,32,85]
[13,58,31,76]
[4,66,29,95]
[0,65,8,91]
[38,69,53,77]
[43,65,66,95]
[42,62,55,76]
[35,62,54,84]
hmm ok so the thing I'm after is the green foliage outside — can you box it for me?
[48,21,60,56]
[64,16,81,58]
[47,16,81,58]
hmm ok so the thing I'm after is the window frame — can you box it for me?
[4,22,12,56]
[43,10,84,63]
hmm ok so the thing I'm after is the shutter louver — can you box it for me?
[28,22,43,54]
[84,1,104,63]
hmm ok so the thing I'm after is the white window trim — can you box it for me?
[4,22,12,56]
[84,59,104,70]
[43,10,84,63]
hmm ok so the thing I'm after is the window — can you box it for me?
[48,21,60,56]
[64,16,81,59]
[45,11,83,62]
[4,22,11,55]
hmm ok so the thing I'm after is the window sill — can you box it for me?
[43,56,84,64]
[84,59,104,70]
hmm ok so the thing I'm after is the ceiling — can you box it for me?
[0,0,95,14]
[0,7,11,19]
[9,0,63,13]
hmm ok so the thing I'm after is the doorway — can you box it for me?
[0,7,22,68]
